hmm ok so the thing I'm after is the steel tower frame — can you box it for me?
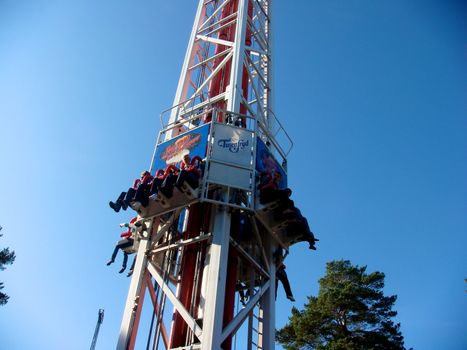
[117,1,293,349]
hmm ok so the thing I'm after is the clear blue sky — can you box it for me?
[0,1,466,349]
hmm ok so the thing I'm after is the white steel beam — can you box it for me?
[117,218,159,350]
[198,0,231,31]
[257,236,276,350]
[199,205,232,350]
[169,0,206,126]
[185,51,233,106]
[221,280,270,343]
[147,262,203,339]
[226,0,249,112]
[195,34,234,48]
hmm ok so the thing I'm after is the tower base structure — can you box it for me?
[112,0,317,348]
[117,106,296,350]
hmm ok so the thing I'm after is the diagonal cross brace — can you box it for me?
[220,280,271,343]
[147,263,203,340]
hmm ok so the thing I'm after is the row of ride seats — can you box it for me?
[108,155,204,218]
[256,172,318,250]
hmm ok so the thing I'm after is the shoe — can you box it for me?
[119,267,126,274]
[127,270,133,277]
[287,295,295,302]
[149,193,158,201]
[106,259,114,266]
[109,201,120,213]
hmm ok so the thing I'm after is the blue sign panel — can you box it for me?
[255,138,287,189]
[152,124,210,172]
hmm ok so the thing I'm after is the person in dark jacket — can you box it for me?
[109,171,153,212]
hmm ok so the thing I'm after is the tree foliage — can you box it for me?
[276,260,407,350]
[0,226,15,305]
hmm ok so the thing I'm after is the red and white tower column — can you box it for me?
[117,1,293,349]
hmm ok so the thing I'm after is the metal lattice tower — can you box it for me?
[116,1,295,349]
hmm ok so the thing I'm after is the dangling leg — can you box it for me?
[109,192,126,212]
[277,268,295,301]
[127,255,137,277]
[119,252,128,273]
[122,188,136,210]
[107,244,120,265]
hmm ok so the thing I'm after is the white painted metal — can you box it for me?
[257,239,276,350]
[168,0,206,128]
[117,1,285,349]
[199,205,231,349]
[117,219,158,350]
[165,0,275,135]
[225,0,248,112]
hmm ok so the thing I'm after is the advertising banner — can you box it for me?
[207,124,255,190]
[152,124,210,172]
[211,124,254,167]
[256,138,287,189]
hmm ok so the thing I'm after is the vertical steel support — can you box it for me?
[226,0,248,112]
[265,0,273,117]
[116,1,286,349]
[117,220,157,350]
[257,237,276,349]
[169,0,206,126]
[200,204,231,349]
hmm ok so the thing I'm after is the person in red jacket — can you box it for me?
[158,164,180,198]
[149,169,166,197]
[176,154,203,189]
[106,217,138,274]
[109,171,153,212]
[132,171,154,208]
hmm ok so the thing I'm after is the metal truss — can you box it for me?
[117,1,286,349]
[169,0,273,129]
[117,202,278,350]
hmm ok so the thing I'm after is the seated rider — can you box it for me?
[284,207,319,250]
[131,171,154,209]
[175,154,203,190]
[107,217,138,275]
[109,171,154,212]
[158,164,180,198]
[258,171,292,205]
[149,169,166,197]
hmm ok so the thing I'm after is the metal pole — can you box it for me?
[90,309,104,350]
[200,203,232,349]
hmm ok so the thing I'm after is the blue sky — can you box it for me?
[0,1,466,349]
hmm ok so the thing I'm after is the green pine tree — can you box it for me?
[277,260,407,350]
[0,226,15,305]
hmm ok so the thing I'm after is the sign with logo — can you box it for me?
[211,124,253,167]
[208,124,255,190]
[256,137,287,189]
[152,124,210,172]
